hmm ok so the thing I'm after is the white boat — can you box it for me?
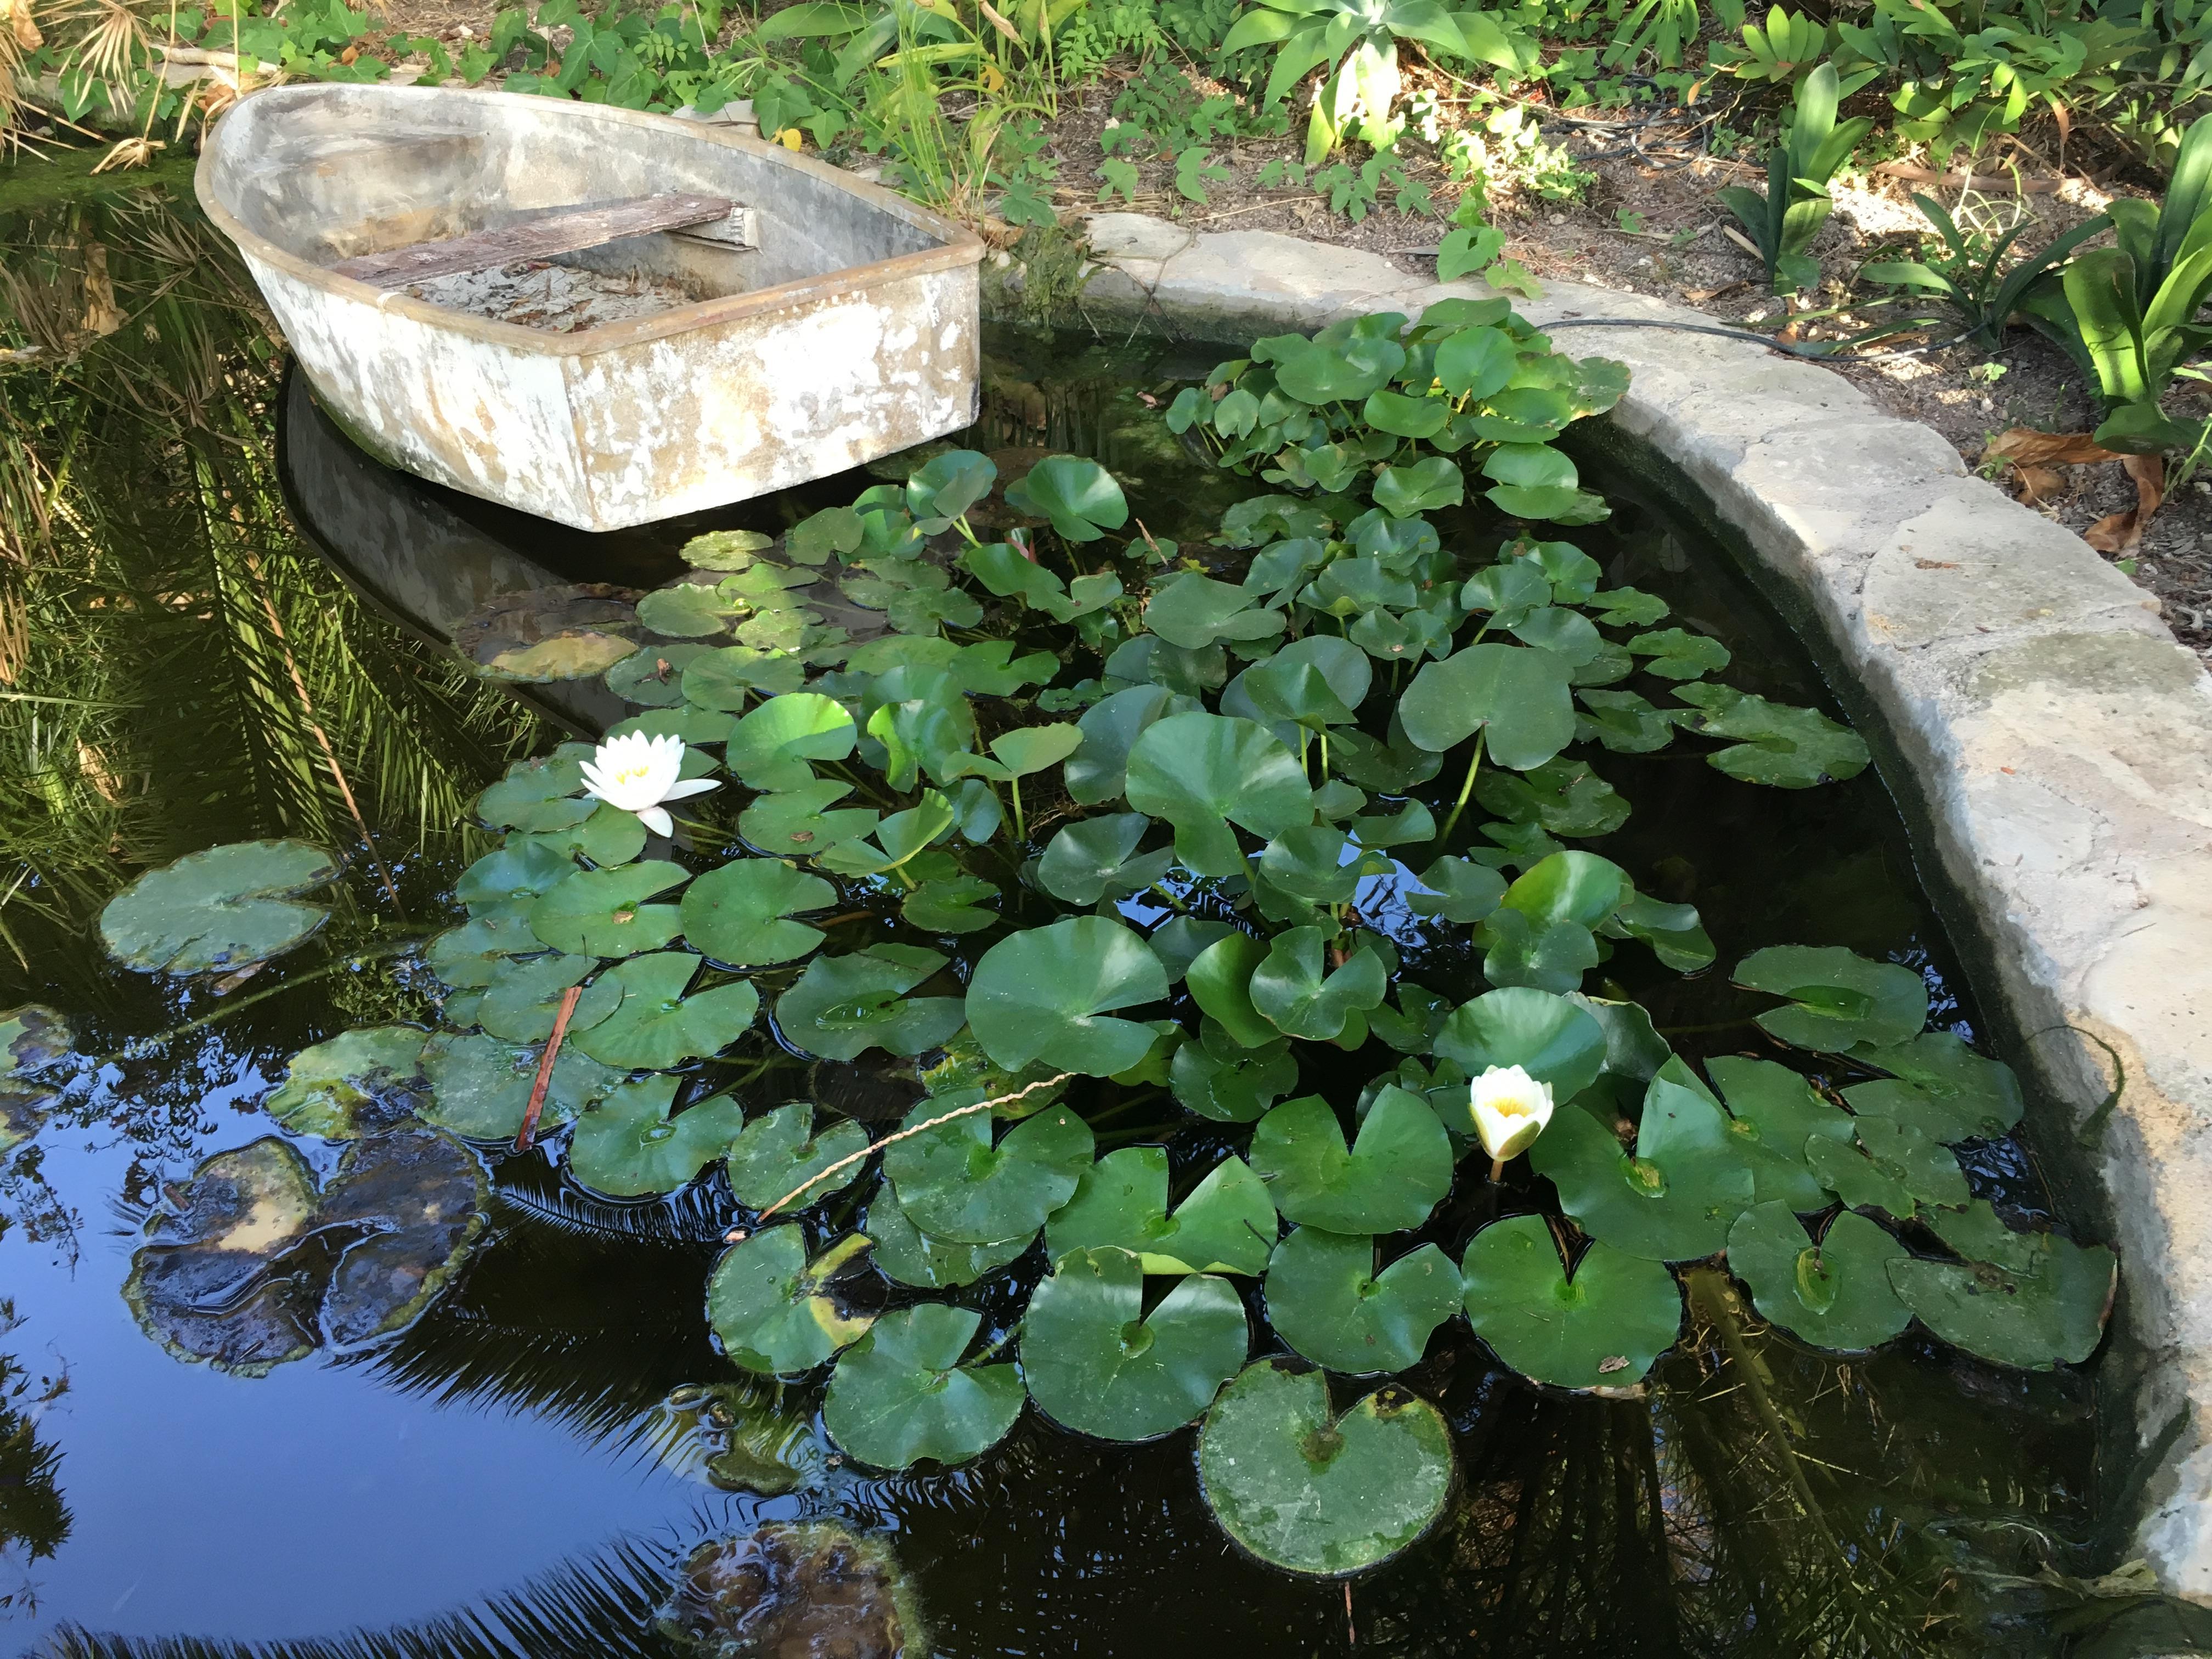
[198,84,985,531]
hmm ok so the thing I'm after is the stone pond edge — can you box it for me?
[1020,211,2212,1600]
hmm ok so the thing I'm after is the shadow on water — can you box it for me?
[3,155,2211,1659]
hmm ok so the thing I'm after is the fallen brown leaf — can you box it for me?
[2015,463,2066,505]
[2085,453,2166,552]
[1681,283,1746,303]
[1984,427,2123,467]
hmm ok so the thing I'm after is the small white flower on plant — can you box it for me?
[579,731,718,838]
[1469,1064,1555,1166]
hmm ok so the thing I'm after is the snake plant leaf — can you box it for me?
[1432,986,1608,1102]
[1371,457,1465,518]
[776,944,964,1061]
[1004,454,1130,541]
[1460,1213,1682,1388]
[1250,1090,1453,1233]
[567,1075,747,1195]
[1475,755,1628,837]
[1037,815,1175,906]
[1706,1056,1854,1211]
[1020,1246,1248,1440]
[1066,684,1186,805]
[1404,856,1508,926]
[864,1183,1035,1289]
[1804,1118,1968,1214]
[1147,916,1237,983]
[99,840,342,975]
[1171,1019,1300,1122]
[455,841,576,918]
[707,1227,876,1375]
[1841,1031,2027,1143]
[1627,627,1731,680]
[679,859,836,967]
[723,1102,872,1210]
[1889,1205,2116,1369]
[266,1026,431,1138]
[966,917,1170,1076]
[1145,572,1287,651]
[1671,684,1870,787]
[1728,1202,1911,1352]
[1265,1228,1461,1375]
[1124,712,1314,878]
[528,861,689,957]
[1734,945,1929,1051]
[902,874,1000,935]
[571,952,759,1069]
[726,693,859,791]
[1186,933,1280,1049]
[475,750,596,833]
[1531,1064,1756,1260]
[1197,1359,1454,1576]
[1398,642,1575,768]
[1046,1147,1278,1276]
[1250,928,1388,1042]
[740,780,881,858]
[417,1031,622,1139]
[680,645,808,709]
[473,953,622,1044]
[884,1097,1095,1243]
[823,1303,1025,1470]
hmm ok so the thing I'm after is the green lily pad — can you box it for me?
[1245,636,1373,731]
[265,1026,431,1138]
[1841,1031,2026,1143]
[776,945,965,1062]
[417,1031,623,1141]
[1197,1359,1454,1576]
[726,693,859,791]
[823,1304,1025,1470]
[1065,684,1182,805]
[1186,933,1280,1050]
[1734,945,1929,1051]
[1005,454,1129,541]
[707,1228,876,1375]
[1265,1228,1461,1375]
[1146,572,1286,651]
[455,842,576,918]
[724,1103,872,1210]
[1148,917,1237,983]
[1460,1213,1682,1388]
[740,780,880,857]
[1529,1064,1755,1260]
[636,581,738,638]
[475,752,596,833]
[567,1075,747,1196]
[1405,856,1508,926]
[1803,1118,1968,1214]
[1249,929,1387,1042]
[966,917,1170,1077]
[472,953,622,1044]
[528,861,689,957]
[571,952,760,1069]
[514,803,649,868]
[1706,1056,1855,1211]
[1432,986,1607,1102]
[864,1183,1035,1288]
[1046,1147,1277,1276]
[607,641,710,708]
[902,875,1000,934]
[1037,815,1175,906]
[1726,1201,1911,1352]
[1671,684,1870,788]
[1372,457,1464,517]
[1170,1021,1300,1122]
[1124,712,1313,878]
[1398,644,1575,769]
[99,840,342,975]
[680,859,835,967]
[1627,627,1731,680]
[1249,1090,1453,1234]
[1889,1210,2115,1369]
[680,645,808,709]
[884,1097,1095,1243]
[1475,755,1627,838]
[1575,689,1677,754]
[1020,1246,1248,1440]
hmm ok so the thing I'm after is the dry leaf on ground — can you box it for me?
[2085,454,2168,553]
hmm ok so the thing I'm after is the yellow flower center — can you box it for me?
[612,764,653,788]
[1489,1095,1533,1120]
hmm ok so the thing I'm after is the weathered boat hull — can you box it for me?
[199,86,985,531]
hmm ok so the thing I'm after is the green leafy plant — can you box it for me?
[1717,61,1874,294]
[1861,193,2112,352]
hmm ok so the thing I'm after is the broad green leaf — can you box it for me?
[528,861,688,957]
[1889,1206,2115,1369]
[1475,754,1626,837]
[1046,1147,1278,1275]
[1733,945,1929,1050]
[707,1227,874,1375]
[568,1075,747,1196]
[1707,1055,1854,1211]
[1432,986,1607,1101]
[1066,685,1182,805]
[1124,712,1314,878]
[1405,856,1507,925]
[476,752,595,833]
[455,841,575,917]
[776,945,964,1060]
[473,953,620,1044]
[987,722,1085,780]
[1575,689,1677,754]
[1249,1090,1453,1233]
[906,447,997,528]
[1020,1246,1248,1440]
[1363,387,1449,438]
[1037,815,1174,905]
[1398,644,1575,768]
[1265,1228,1460,1374]
[1171,1021,1300,1122]
[725,693,858,790]
[1244,636,1372,729]
[723,1102,872,1209]
[1250,928,1387,1042]
[1671,684,1870,787]
[680,859,834,966]
[1005,455,1130,541]
[823,1304,1025,1469]
[864,1183,1035,1288]
[676,527,775,570]
[1803,1118,1968,1214]
[884,1097,1095,1243]
[966,918,1170,1076]
[1841,1031,2025,1142]
[1530,1063,1756,1260]
[569,952,759,1069]
[1628,627,1731,680]
[417,1031,622,1140]
[1148,917,1237,983]
[681,645,808,709]
[1186,933,1280,1049]
[1372,457,1465,517]
[739,780,879,857]
[902,874,1000,934]
[1727,1203,1910,1352]
[636,581,738,638]
[1146,572,1286,651]
[1435,325,1516,398]
[100,840,341,975]
[1460,1213,1682,1387]
[266,1026,430,1139]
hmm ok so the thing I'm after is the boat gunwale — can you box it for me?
[194,84,988,359]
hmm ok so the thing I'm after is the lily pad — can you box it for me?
[428,915,541,990]
[1733,945,1928,1051]
[1046,1147,1278,1275]
[1124,712,1313,878]
[1397,644,1575,769]
[1,1005,72,1076]
[1197,1359,1454,1576]
[966,917,1170,1077]
[726,693,859,791]
[864,1184,1035,1289]
[1803,1118,1968,1214]
[455,842,577,918]
[1170,1021,1300,1122]
[707,1228,876,1375]
[1459,1213,1681,1388]
[452,584,641,682]
[1020,1246,1248,1440]
[1529,1063,1755,1260]
[1726,1202,1911,1352]
[1888,1216,2115,1370]
[417,1031,623,1140]
[777,945,966,1062]
[724,1103,872,1210]
[680,859,835,967]
[265,1025,431,1138]
[1265,1228,1460,1375]
[313,1125,492,1348]
[1249,1090,1453,1234]
[1037,815,1175,906]
[902,875,1000,934]
[1706,1056,1855,1211]
[529,861,690,957]
[740,780,880,857]
[1432,986,1606,1102]
[1186,933,1281,1050]
[884,1097,1094,1244]
[471,952,621,1045]
[1066,684,1181,805]
[1005,454,1130,541]
[823,1304,1025,1470]
[1405,856,1506,925]
[1250,928,1387,1042]
[1671,682,1869,788]
[100,840,342,975]
[1842,1031,2026,1143]
[571,952,760,1070]
[567,1076,748,1195]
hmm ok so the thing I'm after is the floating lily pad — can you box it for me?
[427,914,540,989]
[902,875,1000,934]
[1066,685,1181,805]
[607,641,713,707]
[883,1097,1094,1244]
[1726,1202,1910,1352]
[1405,856,1506,924]
[1170,1021,1299,1122]
[1706,1056,1854,1211]
[1197,1359,1454,1576]
[823,1304,1025,1470]
[1249,1090,1453,1234]
[966,917,1170,1077]
[1186,933,1280,1050]
[776,945,965,1061]
[567,1076,747,1196]
[1046,1147,1277,1275]
[726,693,859,791]
[1842,1031,2026,1143]
[472,952,622,1045]
[265,1025,431,1138]
[1803,1117,1967,1215]
[1733,945,1928,1051]
[1249,928,1387,1042]
[864,1183,1034,1289]
[680,859,834,967]
[417,1031,623,1140]
[529,861,690,957]
[1459,1213,1681,1388]
[1020,1246,1248,1440]
[313,1125,492,1348]
[724,1103,871,1210]
[1124,712,1313,878]
[100,840,342,975]
[1671,684,1870,788]
[707,1228,876,1375]
[1037,815,1175,906]
[1889,1212,2115,1369]
[1530,1064,1755,1260]
[1397,643,1575,769]
[455,842,577,918]
[1265,1228,1460,1375]
[475,751,596,833]
[740,780,880,857]
[452,584,641,682]
[1004,454,1128,541]
[1432,986,1607,1102]
[571,952,760,1070]
[515,802,649,868]
[656,1523,917,1659]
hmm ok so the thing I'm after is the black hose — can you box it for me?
[1536,314,1978,362]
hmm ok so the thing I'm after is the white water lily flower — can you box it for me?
[1469,1064,1555,1165]
[579,731,718,838]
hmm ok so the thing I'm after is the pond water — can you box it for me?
[0,155,2199,1659]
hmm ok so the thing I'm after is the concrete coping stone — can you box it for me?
[1065,211,2212,1600]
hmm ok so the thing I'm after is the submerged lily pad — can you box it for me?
[571,952,760,1070]
[884,1098,1094,1244]
[1020,1246,1248,1440]
[1460,1213,1681,1389]
[1842,1030,2026,1143]
[568,1076,747,1197]
[656,1523,916,1659]
[1265,1228,1460,1375]
[823,1304,1025,1470]
[1045,1147,1277,1276]
[1197,1359,1454,1576]
[680,859,835,968]
[417,1031,623,1140]
[724,1102,871,1210]
[864,1183,1035,1289]
[1529,1063,1755,1261]
[1889,1209,2115,1369]
[966,917,1170,1077]
[707,1228,875,1375]
[1249,1090,1453,1234]
[452,584,642,682]
[264,1025,431,1138]
[1726,1201,1910,1352]
[100,840,342,975]
[2,1005,73,1076]
[777,945,965,1061]
[1733,945,1928,1051]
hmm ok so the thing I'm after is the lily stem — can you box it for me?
[1440,732,1487,842]
[1009,776,1027,844]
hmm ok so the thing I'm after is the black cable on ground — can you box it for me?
[1536,314,1977,362]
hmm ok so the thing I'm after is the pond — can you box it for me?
[0,156,2196,1659]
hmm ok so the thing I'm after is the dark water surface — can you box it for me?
[0,156,2191,1659]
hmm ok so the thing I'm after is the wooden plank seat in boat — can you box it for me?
[331,193,745,287]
